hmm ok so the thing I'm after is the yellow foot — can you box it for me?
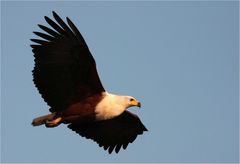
[45,117,62,127]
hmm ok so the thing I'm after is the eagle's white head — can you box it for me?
[122,96,141,108]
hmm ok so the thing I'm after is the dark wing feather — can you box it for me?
[68,111,148,154]
[38,24,60,38]
[31,11,105,112]
[33,32,55,41]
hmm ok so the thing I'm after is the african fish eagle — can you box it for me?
[31,11,147,154]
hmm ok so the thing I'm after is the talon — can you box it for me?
[45,117,62,127]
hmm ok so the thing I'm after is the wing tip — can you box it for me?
[37,24,43,28]
[52,11,57,15]
[44,16,51,22]
[143,126,148,132]
[30,44,38,49]
[52,11,59,19]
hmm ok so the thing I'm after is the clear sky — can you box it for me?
[1,1,239,163]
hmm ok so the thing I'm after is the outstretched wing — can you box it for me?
[31,11,105,112]
[68,111,148,154]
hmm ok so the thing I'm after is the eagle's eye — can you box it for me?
[130,98,134,102]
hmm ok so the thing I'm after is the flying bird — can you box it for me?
[31,11,147,154]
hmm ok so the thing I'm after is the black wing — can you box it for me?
[68,111,148,154]
[31,11,105,112]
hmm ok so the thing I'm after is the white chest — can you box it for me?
[94,93,126,121]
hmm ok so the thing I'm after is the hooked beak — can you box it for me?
[130,98,141,108]
[137,102,141,108]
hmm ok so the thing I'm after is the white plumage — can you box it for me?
[95,92,137,120]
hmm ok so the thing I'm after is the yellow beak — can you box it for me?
[131,99,141,108]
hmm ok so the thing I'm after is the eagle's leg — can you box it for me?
[45,117,62,127]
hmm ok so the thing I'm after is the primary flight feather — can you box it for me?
[31,11,147,154]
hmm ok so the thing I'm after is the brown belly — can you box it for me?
[58,95,104,124]
[60,102,96,123]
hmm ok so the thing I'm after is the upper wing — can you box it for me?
[68,111,148,154]
[31,11,105,112]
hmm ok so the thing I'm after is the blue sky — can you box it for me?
[1,1,239,163]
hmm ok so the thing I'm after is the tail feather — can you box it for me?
[32,113,56,126]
